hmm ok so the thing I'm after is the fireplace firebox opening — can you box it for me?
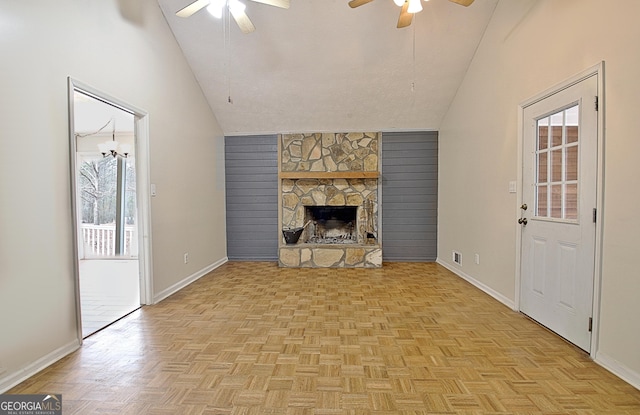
[304,206,358,244]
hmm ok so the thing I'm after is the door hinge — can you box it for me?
[588,317,593,332]
[595,96,599,111]
[593,208,597,223]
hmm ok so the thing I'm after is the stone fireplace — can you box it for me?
[278,132,382,268]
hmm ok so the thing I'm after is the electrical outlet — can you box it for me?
[475,253,480,265]
[184,253,189,264]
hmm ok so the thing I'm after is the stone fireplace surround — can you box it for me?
[278,132,382,268]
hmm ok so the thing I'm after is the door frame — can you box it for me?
[514,62,605,359]
[67,77,154,345]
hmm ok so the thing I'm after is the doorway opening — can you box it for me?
[69,79,153,339]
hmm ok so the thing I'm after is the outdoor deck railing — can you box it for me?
[81,224,136,257]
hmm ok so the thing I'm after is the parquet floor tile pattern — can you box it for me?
[11,262,640,414]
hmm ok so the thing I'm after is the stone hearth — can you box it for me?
[278,132,382,268]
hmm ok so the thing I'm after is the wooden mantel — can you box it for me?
[279,171,379,180]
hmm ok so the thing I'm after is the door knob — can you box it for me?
[520,204,528,211]
[518,218,528,225]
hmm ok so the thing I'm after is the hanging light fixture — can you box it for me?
[228,0,247,15]
[97,119,131,158]
[206,0,226,18]
[206,0,247,19]
[393,0,425,14]
[407,0,423,14]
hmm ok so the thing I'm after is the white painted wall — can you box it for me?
[438,0,640,386]
[0,0,226,390]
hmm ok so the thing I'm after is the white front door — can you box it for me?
[520,75,598,352]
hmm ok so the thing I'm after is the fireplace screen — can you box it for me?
[305,206,358,244]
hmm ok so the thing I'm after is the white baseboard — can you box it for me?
[0,339,80,393]
[596,351,640,390]
[0,258,229,394]
[436,258,516,310]
[437,258,640,391]
[153,257,228,304]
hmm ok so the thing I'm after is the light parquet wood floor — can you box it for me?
[11,262,640,414]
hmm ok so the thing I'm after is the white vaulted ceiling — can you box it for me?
[156,0,499,135]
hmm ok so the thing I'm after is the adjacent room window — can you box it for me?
[535,105,579,220]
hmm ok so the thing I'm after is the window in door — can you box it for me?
[535,105,579,220]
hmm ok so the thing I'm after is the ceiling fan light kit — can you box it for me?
[407,0,423,14]
[228,0,247,13]
[176,0,289,34]
[349,0,474,29]
[206,0,226,18]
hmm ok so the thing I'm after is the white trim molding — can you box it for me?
[153,257,229,304]
[0,340,80,393]
[67,77,155,345]
[596,352,640,391]
[436,258,516,310]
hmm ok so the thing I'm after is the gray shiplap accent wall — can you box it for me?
[381,131,438,261]
[225,135,278,261]
[224,132,437,262]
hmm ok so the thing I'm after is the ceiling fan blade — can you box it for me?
[349,0,375,8]
[397,1,413,28]
[448,0,474,6]
[230,8,256,33]
[249,0,290,9]
[176,0,210,17]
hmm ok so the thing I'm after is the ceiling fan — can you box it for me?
[176,0,290,34]
[349,0,474,28]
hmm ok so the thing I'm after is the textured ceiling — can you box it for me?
[156,0,498,135]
